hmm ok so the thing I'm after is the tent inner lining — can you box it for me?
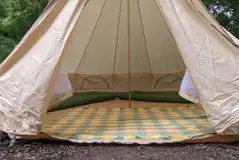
[53,0,188,108]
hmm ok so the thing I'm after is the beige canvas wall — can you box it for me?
[61,0,185,92]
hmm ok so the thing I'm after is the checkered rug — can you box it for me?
[42,104,214,143]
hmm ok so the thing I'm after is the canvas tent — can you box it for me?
[1,0,239,144]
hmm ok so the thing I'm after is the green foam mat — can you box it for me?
[48,92,117,112]
[118,91,190,103]
[48,91,190,112]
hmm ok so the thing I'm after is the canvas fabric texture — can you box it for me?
[0,0,239,136]
[51,73,73,103]
[179,70,199,104]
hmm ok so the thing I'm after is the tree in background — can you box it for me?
[0,0,48,41]
[0,0,48,62]
[0,0,239,63]
[203,0,239,38]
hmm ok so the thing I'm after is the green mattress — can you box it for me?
[48,92,117,112]
[48,91,191,112]
[118,91,190,103]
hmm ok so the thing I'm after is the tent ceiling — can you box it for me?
[61,0,185,75]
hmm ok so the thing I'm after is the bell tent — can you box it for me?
[1,0,239,144]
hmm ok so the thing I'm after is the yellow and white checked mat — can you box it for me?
[42,103,214,144]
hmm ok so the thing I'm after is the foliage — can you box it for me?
[0,0,48,41]
[0,35,17,62]
[0,0,48,63]
[202,0,239,38]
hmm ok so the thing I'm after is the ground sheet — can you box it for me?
[42,102,214,144]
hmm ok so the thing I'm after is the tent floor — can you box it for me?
[18,100,239,144]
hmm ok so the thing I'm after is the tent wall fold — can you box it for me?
[157,0,239,134]
[0,0,87,135]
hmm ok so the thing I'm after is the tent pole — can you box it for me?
[127,0,131,108]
